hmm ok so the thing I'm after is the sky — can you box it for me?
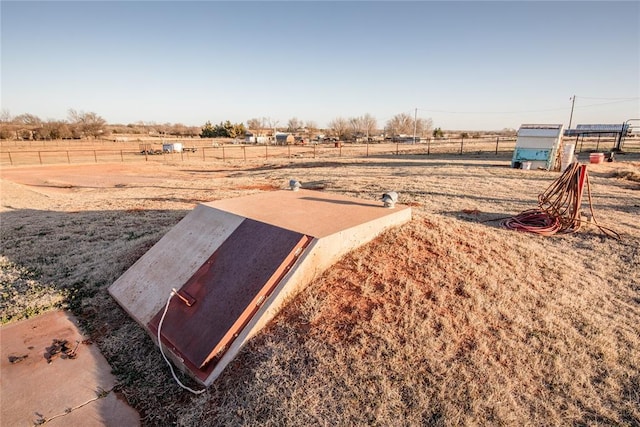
[1,1,639,131]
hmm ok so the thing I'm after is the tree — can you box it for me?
[247,117,265,136]
[170,123,188,137]
[349,116,363,140]
[0,109,10,123]
[361,113,377,141]
[417,117,434,137]
[305,120,318,140]
[203,120,246,138]
[14,113,42,127]
[328,117,350,140]
[230,122,246,138]
[67,109,106,138]
[212,122,230,138]
[0,110,14,139]
[266,117,279,135]
[200,121,215,138]
[386,113,413,136]
[157,122,172,137]
[14,113,43,140]
[386,113,433,139]
[41,120,72,140]
[287,117,302,133]
[83,112,107,138]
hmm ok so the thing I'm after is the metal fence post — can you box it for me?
[94,150,98,163]
[460,137,464,155]
[67,151,70,163]
[8,151,12,165]
[38,151,42,165]
[495,137,499,155]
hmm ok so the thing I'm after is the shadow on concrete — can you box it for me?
[300,196,375,207]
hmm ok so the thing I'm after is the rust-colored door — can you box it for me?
[148,218,310,372]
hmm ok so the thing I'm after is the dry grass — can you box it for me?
[211,214,639,426]
[607,162,640,183]
[1,152,639,426]
[0,256,66,322]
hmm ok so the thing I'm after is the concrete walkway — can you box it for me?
[1,310,140,426]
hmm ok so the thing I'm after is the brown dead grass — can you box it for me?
[610,167,640,183]
[1,153,639,426]
[208,212,639,426]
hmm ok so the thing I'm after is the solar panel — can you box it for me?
[575,124,626,132]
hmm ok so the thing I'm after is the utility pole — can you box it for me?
[413,108,418,144]
[568,95,576,130]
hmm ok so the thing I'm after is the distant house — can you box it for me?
[245,132,270,144]
[275,132,295,145]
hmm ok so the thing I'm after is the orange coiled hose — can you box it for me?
[503,162,620,239]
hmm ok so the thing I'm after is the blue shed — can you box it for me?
[511,124,564,170]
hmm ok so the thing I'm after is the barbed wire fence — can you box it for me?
[1,136,638,167]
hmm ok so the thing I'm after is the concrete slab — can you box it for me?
[204,189,407,238]
[109,189,411,385]
[0,310,140,427]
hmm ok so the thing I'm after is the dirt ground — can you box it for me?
[1,152,639,425]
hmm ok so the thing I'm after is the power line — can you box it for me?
[575,99,640,109]
[417,106,568,115]
[416,98,637,115]
[575,96,639,100]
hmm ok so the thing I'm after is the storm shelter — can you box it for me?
[109,189,411,385]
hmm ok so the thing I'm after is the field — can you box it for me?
[1,146,639,426]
